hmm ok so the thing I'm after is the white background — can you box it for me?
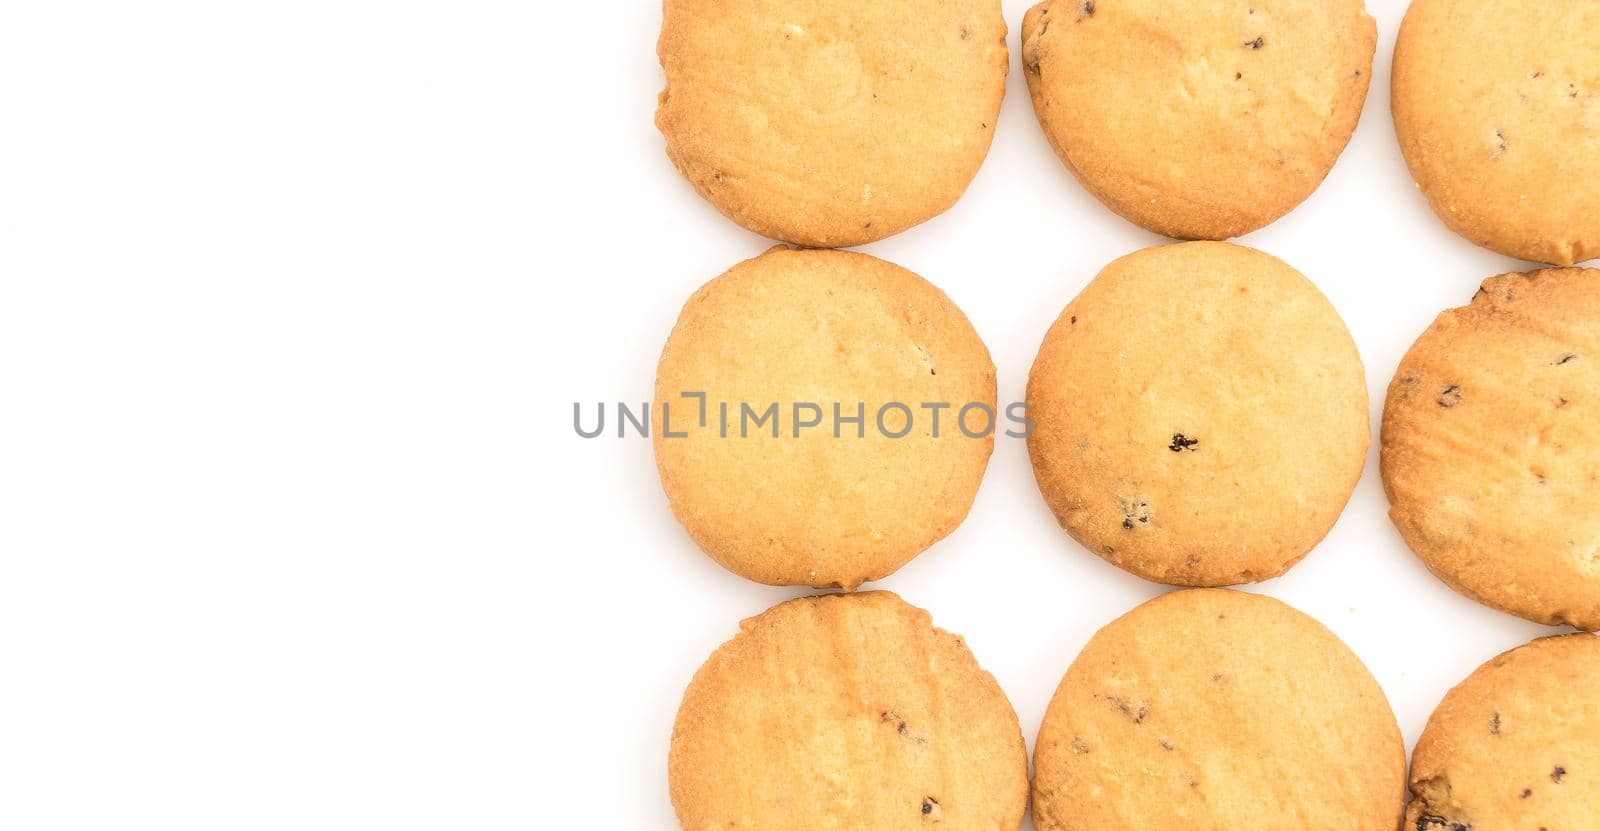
[0,1,1591,828]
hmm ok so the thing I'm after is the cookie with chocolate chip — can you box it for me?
[1407,634,1600,831]
[1382,267,1600,630]
[656,0,1008,247]
[655,246,996,589]
[1020,0,1375,239]
[1032,589,1405,831]
[1393,0,1600,265]
[1026,242,1368,586]
[670,591,1028,831]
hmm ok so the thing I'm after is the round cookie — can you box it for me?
[1026,242,1368,586]
[669,591,1028,831]
[1382,267,1600,631]
[654,247,996,589]
[656,0,1007,248]
[1393,0,1600,266]
[1021,0,1375,240]
[1032,589,1405,831]
[1407,634,1600,831]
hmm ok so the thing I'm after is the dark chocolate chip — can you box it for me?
[1556,353,1579,365]
[1169,433,1200,452]
[1437,386,1462,408]
[1246,36,1264,49]
[1553,765,1567,783]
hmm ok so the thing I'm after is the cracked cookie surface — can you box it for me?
[1393,0,1600,265]
[1407,634,1600,831]
[1026,242,1368,586]
[654,247,995,589]
[1382,268,1600,630]
[1021,0,1375,239]
[1032,589,1405,831]
[669,592,1028,831]
[656,0,1007,248]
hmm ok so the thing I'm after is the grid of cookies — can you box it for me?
[653,1,1598,829]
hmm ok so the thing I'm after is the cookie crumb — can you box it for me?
[1107,695,1149,724]
[1119,499,1151,530]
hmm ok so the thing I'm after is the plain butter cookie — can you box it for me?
[670,592,1028,831]
[657,0,1008,247]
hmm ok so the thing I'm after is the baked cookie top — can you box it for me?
[654,247,996,589]
[1021,0,1375,240]
[1026,242,1368,586]
[656,0,1007,248]
[669,591,1028,831]
[1393,0,1600,266]
[1408,634,1600,831]
[1032,589,1405,831]
[1382,268,1600,630]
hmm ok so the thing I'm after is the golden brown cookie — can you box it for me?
[669,591,1028,831]
[1021,0,1375,240]
[1032,589,1405,831]
[1026,242,1368,586]
[1382,267,1600,631]
[656,0,1007,248]
[654,247,996,589]
[1407,634,1600,831]
[1393,0,1600,266]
